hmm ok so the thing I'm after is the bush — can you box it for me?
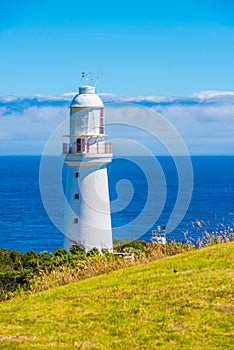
[87,247,100,257]
[70,245,86,256]
[0,240,197,301]
[101,248,111,256]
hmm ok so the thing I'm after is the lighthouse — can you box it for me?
[62,85,113,252]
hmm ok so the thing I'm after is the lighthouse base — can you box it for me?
[63,164,113,253]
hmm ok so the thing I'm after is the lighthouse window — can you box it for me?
[74,218,78,224]
[74,193,79,199]
[75,171,80,178]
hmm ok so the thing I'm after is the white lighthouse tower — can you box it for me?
[62,85,113,252]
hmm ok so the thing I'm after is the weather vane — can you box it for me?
[81,71,93,84]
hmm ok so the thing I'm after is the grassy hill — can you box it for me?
[0,242,233,349]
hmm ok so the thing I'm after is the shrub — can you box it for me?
[70,244,86,256]
[0,240,199,301]
[101,248,110,256]
[87,247,100,257]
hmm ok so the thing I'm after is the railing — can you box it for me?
[63,141,112,154]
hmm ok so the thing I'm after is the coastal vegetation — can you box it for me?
[0,241,194,301]
[0,242,233,349]
[0,224,233,302]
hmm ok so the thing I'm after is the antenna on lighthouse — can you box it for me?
[81,71,93,84]
[95,76,100,94]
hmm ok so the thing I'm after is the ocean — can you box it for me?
[0,156,233,252]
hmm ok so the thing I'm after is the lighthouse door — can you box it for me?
[76,138,81,153]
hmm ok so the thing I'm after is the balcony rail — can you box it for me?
[63,141,112,155]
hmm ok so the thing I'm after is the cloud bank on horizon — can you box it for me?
[0,90,233,155]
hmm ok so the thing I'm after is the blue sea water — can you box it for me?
[0,156,233,252]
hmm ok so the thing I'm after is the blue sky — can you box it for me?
[0,1,233,155]
[1,0,234,96]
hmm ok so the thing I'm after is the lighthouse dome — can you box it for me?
[70,85,104,108]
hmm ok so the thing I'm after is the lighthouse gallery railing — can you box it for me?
[63,141,112,155]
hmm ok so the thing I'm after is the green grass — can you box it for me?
[0,242,233,349]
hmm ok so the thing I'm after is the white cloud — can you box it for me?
[0,90,233,155]
[191,90,234,99]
